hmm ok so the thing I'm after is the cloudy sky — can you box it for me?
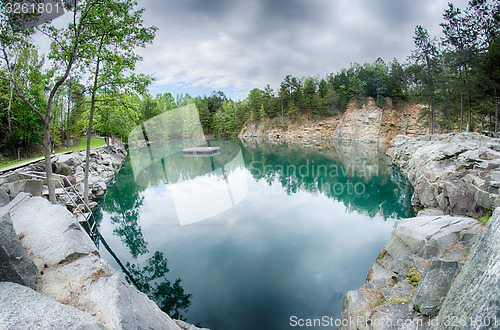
[134,0,469,100]
[116,0,469,99]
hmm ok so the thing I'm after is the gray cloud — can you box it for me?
[135,0,469,98]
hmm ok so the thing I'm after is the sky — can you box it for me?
[34,0,468,101]
[133,0,469,100]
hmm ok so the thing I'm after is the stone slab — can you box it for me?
[0,282,105,329]
[9,196,98,264]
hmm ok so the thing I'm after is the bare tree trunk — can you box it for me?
[465,65,472,132]
[495,87,498,137]
[7,81,15,156]
[43,119,57,204]
[459,68,464,133]
[67,90,71,147]
[84,56,101,205]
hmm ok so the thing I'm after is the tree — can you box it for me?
[441,3,478,132]
[411,25,440,134]
[71,0,156,204]
[1,1,93,203]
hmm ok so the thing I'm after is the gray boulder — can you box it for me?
[84,273,181,330]
[412,258,462,317]
[370,303,413,330]
[4,179,43,198]
[432,208,500,329]
[0,213,38,288]
[0,187,10,207]
[0,282,105,329]
[9,196,98,264]
[52,161,73,176]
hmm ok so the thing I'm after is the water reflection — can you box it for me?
[130,139,248,226]
[127,251,192,320]
[241,138,413,219]
[96,138,414,329]
[93,160,148,258]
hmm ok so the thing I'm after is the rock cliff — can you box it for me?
[239,98,426,142]
[340,133,500,329]
[333,98,427,142]
[239,113,342,139]
[387,133,500,217]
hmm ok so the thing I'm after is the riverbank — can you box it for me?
[0,143,207,330]
[340,132,500,329]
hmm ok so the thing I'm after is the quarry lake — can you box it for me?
[95,138,414,330]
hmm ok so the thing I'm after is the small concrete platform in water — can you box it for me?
[182,146,220,156]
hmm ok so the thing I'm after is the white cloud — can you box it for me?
[133,0,470,99]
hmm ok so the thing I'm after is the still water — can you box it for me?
[95,138,414,330]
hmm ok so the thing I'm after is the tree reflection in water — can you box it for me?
[127,251,192,320]
[96,156,192,319]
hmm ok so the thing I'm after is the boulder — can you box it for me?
[0,282,105,329]
[341,289,368,323]
[0,187,10,206]
[412,258,462,317]
[0,213,38,288]
[370,303,413,330]
[83,273,181,330]
[433,208,500,329]
[4,179,43,198]
[52,161,73,176]
[9,196,98,264]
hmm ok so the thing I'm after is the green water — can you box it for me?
[95,138,413,330]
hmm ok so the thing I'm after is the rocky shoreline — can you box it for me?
[340,133,500,329]
[1,134,499,329]
[0,143,206,330]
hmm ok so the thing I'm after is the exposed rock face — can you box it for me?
[340,213,483,329]
[412,258,462,317]
[239,113,342,139]
[238,98,426,142]
[387,133,500,217]
[0,282,105,329]
[333,98,427,142]
[0,212,38,288]
[432,208,500,329]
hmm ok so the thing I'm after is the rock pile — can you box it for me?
[388,133,500,217]
[0,144,127,211]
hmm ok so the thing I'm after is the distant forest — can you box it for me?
[1,0,499,162]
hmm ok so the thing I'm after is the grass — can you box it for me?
[477,215,490,225]
[0,137,105,170]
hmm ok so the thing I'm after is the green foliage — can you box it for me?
[478,215,490,225]
[1,0,500,158]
